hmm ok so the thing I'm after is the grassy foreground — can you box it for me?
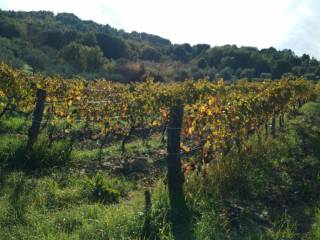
[1,102,320,239]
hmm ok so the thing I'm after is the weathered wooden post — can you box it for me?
[166,104,191,239]
[271,115,276,138]
[280,113,286,132]
[26,89,46,153]
[141,189,152,239]
[265,121,269,139]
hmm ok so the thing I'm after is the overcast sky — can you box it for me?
[0,0,319,58]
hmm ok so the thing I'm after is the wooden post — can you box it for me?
[265,121,268,139]
[279,114,285,132]
[167,105,184,204]
[257,129,261,145]
[141,190,152,239]
[166,104,191,239]
[271,115,276,138]
[26,89,46,152]
[98,134,108,166]
[235,134,241,157]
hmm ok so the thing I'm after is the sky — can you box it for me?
[0,0,319,58]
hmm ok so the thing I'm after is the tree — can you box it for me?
[23,48,51,70]
[43,30,65,49]
[206,48,223,67]
[141,46,162,61]
[197,58,208,69]
[172,44,193,63]
[60,42,104,71]
[301,54,310,64]
[272,60,292,79]
[80,32,97,47]
[240,68,256,79]
[0,20,21,38]
[219,67,233,81]
[193,44,210,56]
[96,33,128,59]
[56,13,82,26]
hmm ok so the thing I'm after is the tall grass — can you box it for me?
[0,170,141,240]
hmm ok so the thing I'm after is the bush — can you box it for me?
[25,136,73,169]
[82,174,132,204]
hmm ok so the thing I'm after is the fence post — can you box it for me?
[166,104,190,239]
[141,189,152,239]
[271,115,276,138]
[26,89,46,153]
[265,121,268,139]
[279,114,284,132]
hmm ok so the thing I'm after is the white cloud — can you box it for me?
[279,0,320,58]
[0,0,319,58]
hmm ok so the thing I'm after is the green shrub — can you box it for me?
[26,136,73,169]
[83,174,125,204]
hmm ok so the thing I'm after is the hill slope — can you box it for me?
[0,10,320,81]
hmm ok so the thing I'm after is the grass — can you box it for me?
[309,208,320,239]
[0,115,29,133]
[0,170,142,240]
[71,133,164,163]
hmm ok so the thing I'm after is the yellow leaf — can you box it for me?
[217,78,224,86]
[152,120,160,126]
[200,105,206,113]
[36,82,42,89]
[67,115,74,124]
[203,141,211,153]
[208,98,215,105]
[67,99,73,107]
[180,143,190,153]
